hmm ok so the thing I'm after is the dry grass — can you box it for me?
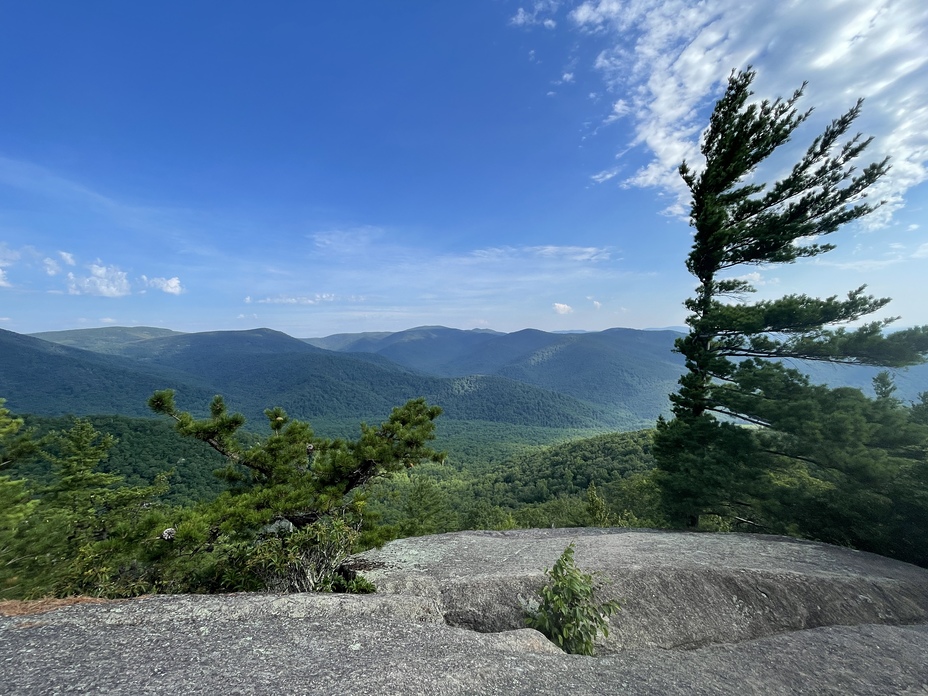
[0,596,115,617]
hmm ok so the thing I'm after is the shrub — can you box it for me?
[524,542,620,655]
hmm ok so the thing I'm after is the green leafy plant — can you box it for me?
[146,391,444,594]
[524,543,620,655]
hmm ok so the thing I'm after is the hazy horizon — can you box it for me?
[22,322,690,340]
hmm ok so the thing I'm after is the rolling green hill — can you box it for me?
[19,324,925,446]
[0,329,218,417]
[4,327,630,433]
[29,326,185,355]
[308,325,928,406]
[307,325,686,416]
[307,326,504,373]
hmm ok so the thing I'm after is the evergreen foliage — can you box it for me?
[0,392,443,598]
[14,414,228,504]
[654,68,928,557]
[2,417,168,598]
[363,429,664,538]
[0,400,38,585]
[142,390,445,593]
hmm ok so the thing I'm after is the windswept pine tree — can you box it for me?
[654,68,928,559]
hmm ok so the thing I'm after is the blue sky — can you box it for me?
[1,1,926,337]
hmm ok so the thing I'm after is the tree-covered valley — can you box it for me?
[3,317,927,599]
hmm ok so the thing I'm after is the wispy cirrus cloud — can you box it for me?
[311,226,385,254]
[590,168,620,184]
[470,245,611,262]
[233,239,632,333]
[253,293,340,305]
[569,0,928,223]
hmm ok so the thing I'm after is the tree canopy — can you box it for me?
[654,69,928,555]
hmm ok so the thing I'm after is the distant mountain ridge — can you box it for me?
[7,326,658,432]
[30,326,186,355]
[13,325,928,437]
[304,326,687,418]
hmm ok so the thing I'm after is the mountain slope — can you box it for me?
[3,328,625,430]
[304,326,686,417]
[29,326,185,355]
[0,329,217,416]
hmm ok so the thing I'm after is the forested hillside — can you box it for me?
[10,326,672,431]
[4,310,926,603]
[306,326,686,412]
[25,325,928,426]
[12,414,229,505]
[29,326,185,355]
[0,328,219,416]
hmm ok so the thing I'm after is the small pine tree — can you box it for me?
[147,391,444,592]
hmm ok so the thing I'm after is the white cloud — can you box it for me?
[143,275,184,295]
[0,243,20,267]
[0,245,15,287]
[570,0,928,223]
[473,245,610,263]
[59,251,75,266]
[256,293,338,305]
[511,8,533,26]
[43,258,60,275]
[602,99,630,125]
[67,264,131,297]
[511,1,560,29]
[100,317,117,324]
[312,226,384,255]
[553,302,574,314]
[532,245,611,261]
[730,271,779,287]
[591,168,619,184]
[561,72,575,83]
[912,243,928,258]
[818,258,903,272]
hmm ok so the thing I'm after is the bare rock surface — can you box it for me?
[3,529,928,695]
[354,528,928,650]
